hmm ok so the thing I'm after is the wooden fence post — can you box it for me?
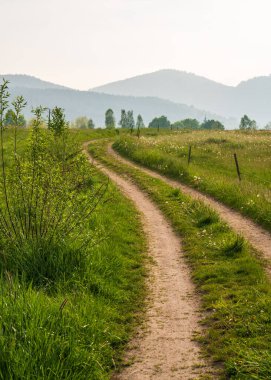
[188,145,192,165]
[234,153,241,181]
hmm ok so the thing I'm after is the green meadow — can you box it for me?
[114,130,271,231]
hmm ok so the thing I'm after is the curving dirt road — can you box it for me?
[108,145,271,268]
[84,143,215,379]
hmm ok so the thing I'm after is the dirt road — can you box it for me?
[108,145,271,268]
[84,143,214,379]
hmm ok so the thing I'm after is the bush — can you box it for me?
[0,80,107,286]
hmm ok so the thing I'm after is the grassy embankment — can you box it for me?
[0,128,146,379]
[89,138,271,379]
[113,130,271,231]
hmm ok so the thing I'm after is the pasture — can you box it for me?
[114,130,271,231]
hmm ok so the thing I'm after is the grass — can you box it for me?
[89,138,271,379]
[112,130,271,231]
[0,128,146,379]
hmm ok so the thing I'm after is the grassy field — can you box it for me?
[2,124,271,379]
[0,127,146,379]
[113,130,271,231]
[89,138,271,379]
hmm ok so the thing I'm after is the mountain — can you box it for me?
[92,69,271,126]
[233,76,271,124]
[1,75,234,127]
[0,74,70,90]
[92,69,233,115]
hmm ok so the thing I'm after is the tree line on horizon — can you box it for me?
[3,104,271,131]
[101,109,271,131]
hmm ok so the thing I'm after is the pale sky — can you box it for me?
[1,0,271,90]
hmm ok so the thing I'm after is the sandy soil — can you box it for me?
[83,143,214,379]
[108,145,271,268]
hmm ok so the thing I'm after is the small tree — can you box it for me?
[172,118,200,130]
[264,122,271,130]
[87,118,95,129]
[4,108,26,127]
[48,107,68,136]
[136,114,144,137]
[239,115,257,130]
[126,110,135,133]
[4,109,15,126]
[149,115,170,130]
[249,120,257,130]
[119,109,128,128]
[201,119,224,130]
[105,109,115,129]
[73,116,94,129]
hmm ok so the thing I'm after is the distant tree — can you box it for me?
[136,114,145,129]
[119,109,128,128]
[73,116,95,129]
[4,109,16,126]
[127,110,135,133]
[264,122,271,130]
[249,120,257,130]
[136,114,144,137]
[182,118,200,129]
[105,108,115,129]
[72,116,94,129]
[171,121,181,129]
[87,118,95,129]
[4,108,26,127]
[172,118,200,130]
[201,119,225,130]
[73,116,87,129]
[48,107,68,135]
[19,116,26,128]
[239,115,250,130]
[149,115,170,130]
[239,115,257,130]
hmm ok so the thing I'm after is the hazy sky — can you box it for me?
[1,0,271,89]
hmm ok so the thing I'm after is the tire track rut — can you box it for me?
[108,145,271,268]
[84,143,214,379]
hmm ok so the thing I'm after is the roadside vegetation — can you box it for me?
[89,138,271,379]
[0,81,146,379]
[113,130,271,231]
[3,73,271,378]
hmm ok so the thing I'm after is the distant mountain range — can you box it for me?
[0,74,233,127]
[92,69,271,126]
[3,70,271,128]
[0,74,70,90]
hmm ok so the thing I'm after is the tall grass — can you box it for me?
[113,132,271,231]
[0,182,146,379]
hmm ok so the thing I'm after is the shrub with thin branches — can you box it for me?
[0,80,107,286]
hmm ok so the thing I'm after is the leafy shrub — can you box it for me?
[0,80,107,286]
